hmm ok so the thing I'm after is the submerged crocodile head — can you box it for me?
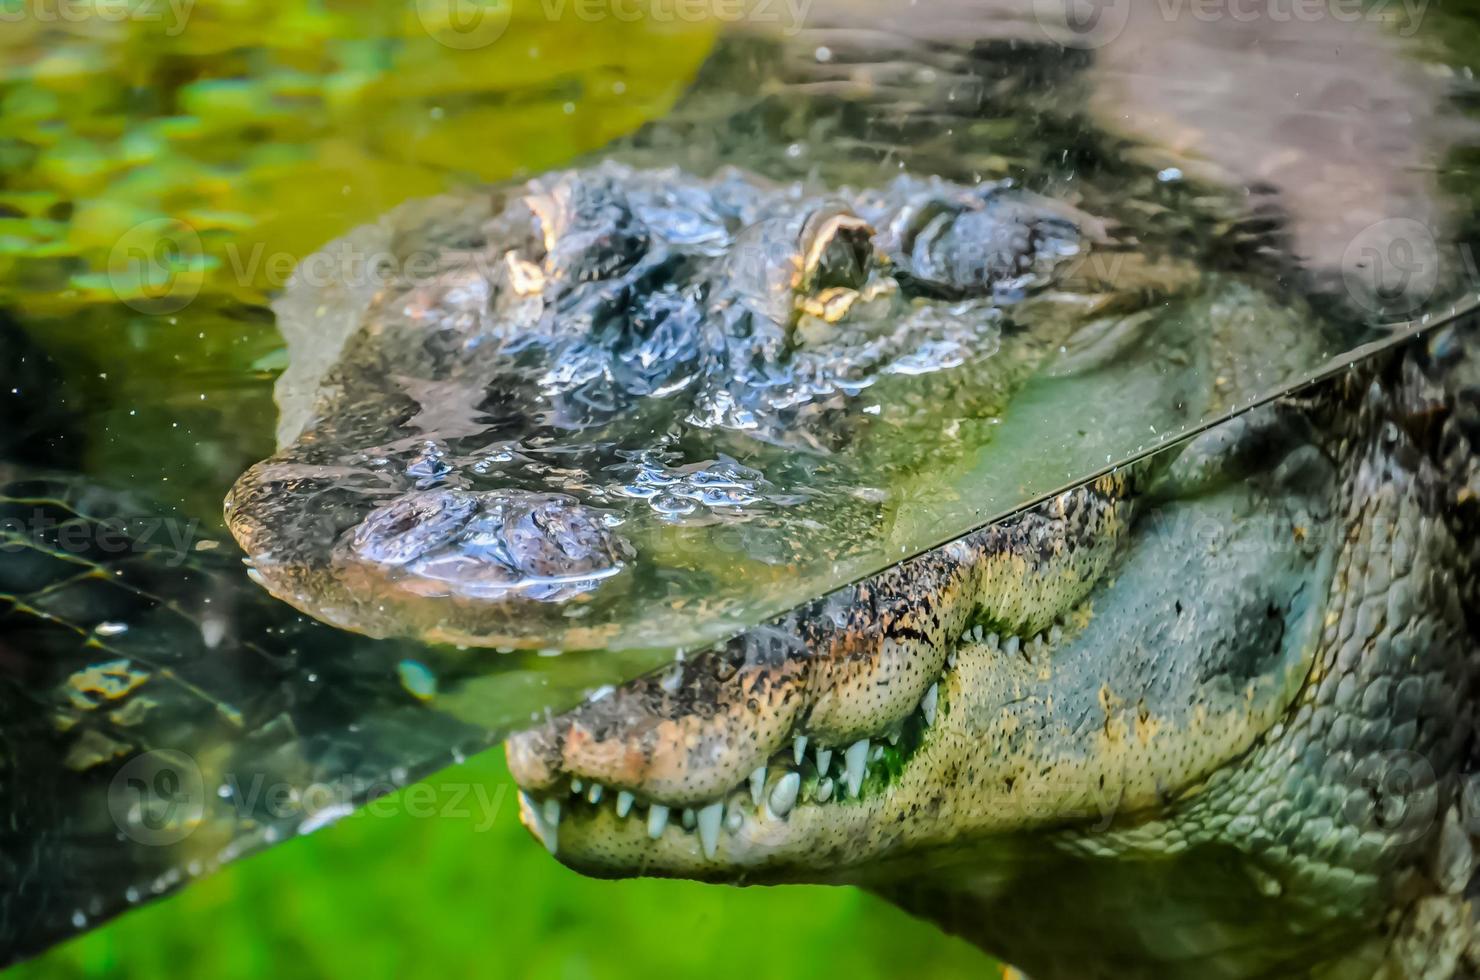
[226,161,1195,649]
[505,322,1480,977]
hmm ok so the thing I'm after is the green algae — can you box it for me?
[0,1,714,314]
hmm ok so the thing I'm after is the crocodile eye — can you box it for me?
[723,208,882,344]
[800,209,876,293]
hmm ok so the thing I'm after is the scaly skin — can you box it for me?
[506,321,1480,979]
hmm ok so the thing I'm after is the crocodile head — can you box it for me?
[226,161,1194,649]
[506,325,1480,977]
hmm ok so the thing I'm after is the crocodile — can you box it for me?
[224,160,1208,649]
[222,155,1479,977]
[214,4,1475,977]
[222,0,1456,660]
[224,0,1458,659]
[1,0,1474,972]
[478,20,1477,976]
[505,319,1480,979]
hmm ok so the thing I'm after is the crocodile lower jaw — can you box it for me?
[514,625,1057,877]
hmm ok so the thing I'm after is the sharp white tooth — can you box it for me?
[844,739,869,798]
[986,632,1000,650]
[768,772,801,817]
[815,746,833,774]
[1031,633,1045,652]
[793,735,808,765]
[587,783,603,804]
[971,625,983,642]
[725,799,745,832]
[570,778,583,794]
[681,807,696,830]
[947,650,957,669]
[921,683,938,725]
[1050,623,1063,645]
[521,793,549,851]
[749,766,767,807]
[869,743,884,762]
[647,804,669,838]
[1004,635,1020,658]
[817,777,834,802]
[698,802,724,857]
[616,790,635,818]
[539,798,561,854]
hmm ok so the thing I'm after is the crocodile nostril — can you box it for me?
[340,490,632,603]
[348,488,479,566]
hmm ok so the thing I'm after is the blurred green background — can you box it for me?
[1,1,995,976]
[17,750,992,979]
